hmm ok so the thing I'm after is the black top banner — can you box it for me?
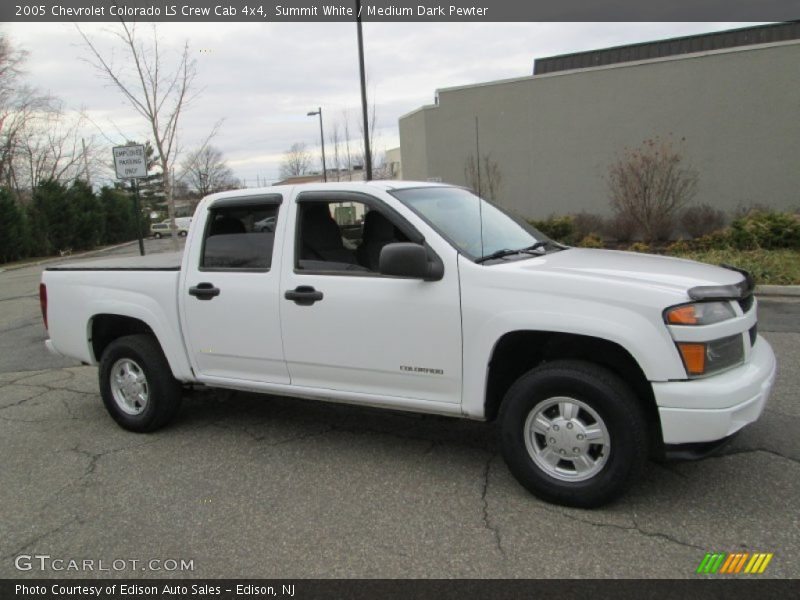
[3,0,800,22]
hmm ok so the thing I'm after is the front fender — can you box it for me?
[460,304,683,419]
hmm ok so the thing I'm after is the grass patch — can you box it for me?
[665,248,800,286]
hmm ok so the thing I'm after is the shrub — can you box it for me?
[693,230,734,251]
[605,212,639,243]
[528,215,575,244]
[666,240,692,254]
[627,242,652,253]
[578,234,605,248]
[667,249,800,285]
[100,186,139,245]
[68,180,105,250]
[680,203,726,239]
[0,189,28,263]
[572,212,607,241]
[607,136,698,242]
[729,211,800,250]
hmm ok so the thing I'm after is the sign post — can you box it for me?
[112,145,148,256]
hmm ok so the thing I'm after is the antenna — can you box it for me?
[475,116,484,258]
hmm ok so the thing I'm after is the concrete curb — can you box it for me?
[756,285,800,297]
[0,241,139,272]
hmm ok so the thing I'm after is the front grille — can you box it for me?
[749,325,758,346]
[738,294,754,314]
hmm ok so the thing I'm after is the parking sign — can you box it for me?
[112,145,147,179]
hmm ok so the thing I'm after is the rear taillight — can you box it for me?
[39,283,48,331]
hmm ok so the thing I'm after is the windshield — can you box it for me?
[392,186,550,261]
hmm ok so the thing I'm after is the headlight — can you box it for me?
[676,334,744,377]
[664,301,735,326]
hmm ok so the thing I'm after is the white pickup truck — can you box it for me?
[40,181,776,507]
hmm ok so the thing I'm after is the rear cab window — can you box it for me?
[201,195,282,271]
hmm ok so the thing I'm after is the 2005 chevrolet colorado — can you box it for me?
[40,181,776,507]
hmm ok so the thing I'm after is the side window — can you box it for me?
[201,204,279,270]
[296,200,409,274]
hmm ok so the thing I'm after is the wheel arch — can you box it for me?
[90,314,155,362]
[88,314,189,381]
[484,330,663,456]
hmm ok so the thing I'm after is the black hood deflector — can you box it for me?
[687,265,755,301]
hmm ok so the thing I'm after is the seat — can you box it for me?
[209,215,246,236]
[300,204,358,264]
[356,211,398,271]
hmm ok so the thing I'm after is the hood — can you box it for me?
[510,248,746,298]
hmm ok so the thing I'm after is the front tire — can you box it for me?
[99,334,182,432]
[500,360,647,508]
[153,232,162,239]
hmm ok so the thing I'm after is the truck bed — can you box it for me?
[42,252,190,378]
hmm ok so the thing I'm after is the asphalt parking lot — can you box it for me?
[1,239,798,578]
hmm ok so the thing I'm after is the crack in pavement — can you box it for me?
[0,387,51,412]
[10,377,97,397]
[0,294,38,303]
[68,436,174,479]
[0,516,82,561]
[0,320,37,335]
[480,452,506,559]
[713,447,800,467]
[535,504,705,552]
[629,514,706,551]
[3,367,80,387]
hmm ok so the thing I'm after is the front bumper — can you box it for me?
[653,336,776,444]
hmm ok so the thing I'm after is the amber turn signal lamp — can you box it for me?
[667,305,698,325]
[677,343,706,375]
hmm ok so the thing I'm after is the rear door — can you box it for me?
[181,194,289,383]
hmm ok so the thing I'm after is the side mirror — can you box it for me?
[379,243,443,281]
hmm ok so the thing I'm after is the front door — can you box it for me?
[279,191,462,405]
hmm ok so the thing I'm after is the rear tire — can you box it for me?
[99,334,182,433]
[153,232,162,239]
[500,360,647,508]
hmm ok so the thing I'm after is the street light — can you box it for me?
[355,0,372,180]
[307,107,327,182]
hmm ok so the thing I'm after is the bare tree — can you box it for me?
[607,136,699,242]
[179,145,238,197]
[77,23,197,249]
[0,34,43,190]
[327,122,342,181]
[11,104,101,191]
[279,142,312,179]
[1,35,102,196]
[342,110,354,178]
[464,154,503,202]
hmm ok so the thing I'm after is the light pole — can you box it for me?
[355,0,372,180]
[307,107,327,182]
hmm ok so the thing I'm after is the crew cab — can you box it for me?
[40,181,777,507]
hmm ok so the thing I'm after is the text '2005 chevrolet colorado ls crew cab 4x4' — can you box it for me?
[40,181,776,507]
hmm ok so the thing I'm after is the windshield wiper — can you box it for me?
[475,240,562,264]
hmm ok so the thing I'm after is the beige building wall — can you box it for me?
[399,41,800,219]
[385,146,403,179]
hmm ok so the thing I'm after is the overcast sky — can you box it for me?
[5,21,761,187]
